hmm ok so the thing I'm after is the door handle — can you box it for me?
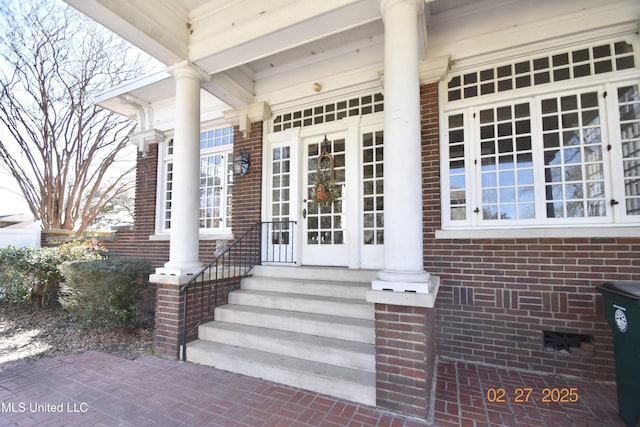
[302,208,307,219]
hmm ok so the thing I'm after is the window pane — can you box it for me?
[447,114,467,221]
[541,99,557,114]
[272,146,292,235]
[307,137,347,246]
[478,102,535,221]
[541,91,606,218]
[200,154,225,229]
[618,85,640,215]
[480,68,494,81]
[572,49,590,63]
[483,205,498,220]
[593,44,611,59]
[164,163,174,229]
[200,126,234,149]
[553,53,569,66]
[497,65,511,77]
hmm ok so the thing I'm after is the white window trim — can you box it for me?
[151,126,235,240]
[152,135,174,240]
[198,148,234,234]
[435,225,640,240]
[438,67,640,237]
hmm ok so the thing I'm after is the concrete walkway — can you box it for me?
[0,351,627,426]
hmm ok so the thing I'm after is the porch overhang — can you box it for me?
[66,0,393,114]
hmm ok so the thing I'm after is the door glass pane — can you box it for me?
[363,131,384,244]
[479,103,535,220]
[271,147,291,243]
[618,85,640,215]
[448,113,467,220]
[307,137,346,245]
[541,91,607,218]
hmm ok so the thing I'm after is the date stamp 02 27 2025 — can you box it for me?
[486,387,579,404]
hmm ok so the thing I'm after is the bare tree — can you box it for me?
[0,0,157,234]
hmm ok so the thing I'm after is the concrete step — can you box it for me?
[251,265,378,283]
[186,340,376,406]
[214,304,375,344]
[187,267,378,406]
[241,276,370,300]
[198,321,375,371]
[228,289,373,320]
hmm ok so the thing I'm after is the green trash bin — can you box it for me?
[598,281,640,427]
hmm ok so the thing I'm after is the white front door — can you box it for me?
[301,132,349,266]
[264,112,385,269]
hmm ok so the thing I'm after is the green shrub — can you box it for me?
[59,257,151,329]
[0,266,31,303]
[0,246,30,302]
[55,239,109,262]
[0,240,106,306]
[0,246,65,306]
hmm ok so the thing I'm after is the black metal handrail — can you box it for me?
[180,220,296,360]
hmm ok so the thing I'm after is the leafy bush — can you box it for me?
[56,239,109,262]
[0,240,106,306]
[59,257,151,329]
[0,246,31,302]
[0,266,31,303]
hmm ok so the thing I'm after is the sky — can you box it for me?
[0,170,30,216]
[0,125,32,216]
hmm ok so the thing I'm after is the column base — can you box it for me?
[156,263,203,277]
[367,276,439,308]
[372,269,433,293]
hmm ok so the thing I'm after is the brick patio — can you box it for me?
[0,351,628,426]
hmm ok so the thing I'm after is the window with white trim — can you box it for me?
[273,93,383,132]
[162,126,234,233]
[442,40,639,229]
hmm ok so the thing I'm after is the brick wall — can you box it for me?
[183,276,242,343]
[375,304,435,419]
[420,82,640,381]
[102,144,169,266]
[154,280,182,358]
[154,275,242,359]
[231,121,263,233]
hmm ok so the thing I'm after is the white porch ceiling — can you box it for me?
[65,0,468,75]
[66,0,390,110]
[66,0,592,115]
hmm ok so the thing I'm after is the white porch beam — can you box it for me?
[65,0,188,65]
[202,68,255,109]
[223,102,272,137]
[191,0,381,74]
[128,129,165,156]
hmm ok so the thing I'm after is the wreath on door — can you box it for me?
[312,141,341,208]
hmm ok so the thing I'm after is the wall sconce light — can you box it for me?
[233,152,250,176]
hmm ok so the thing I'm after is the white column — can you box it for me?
[373,0,431,293]
[157,61,209,275]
